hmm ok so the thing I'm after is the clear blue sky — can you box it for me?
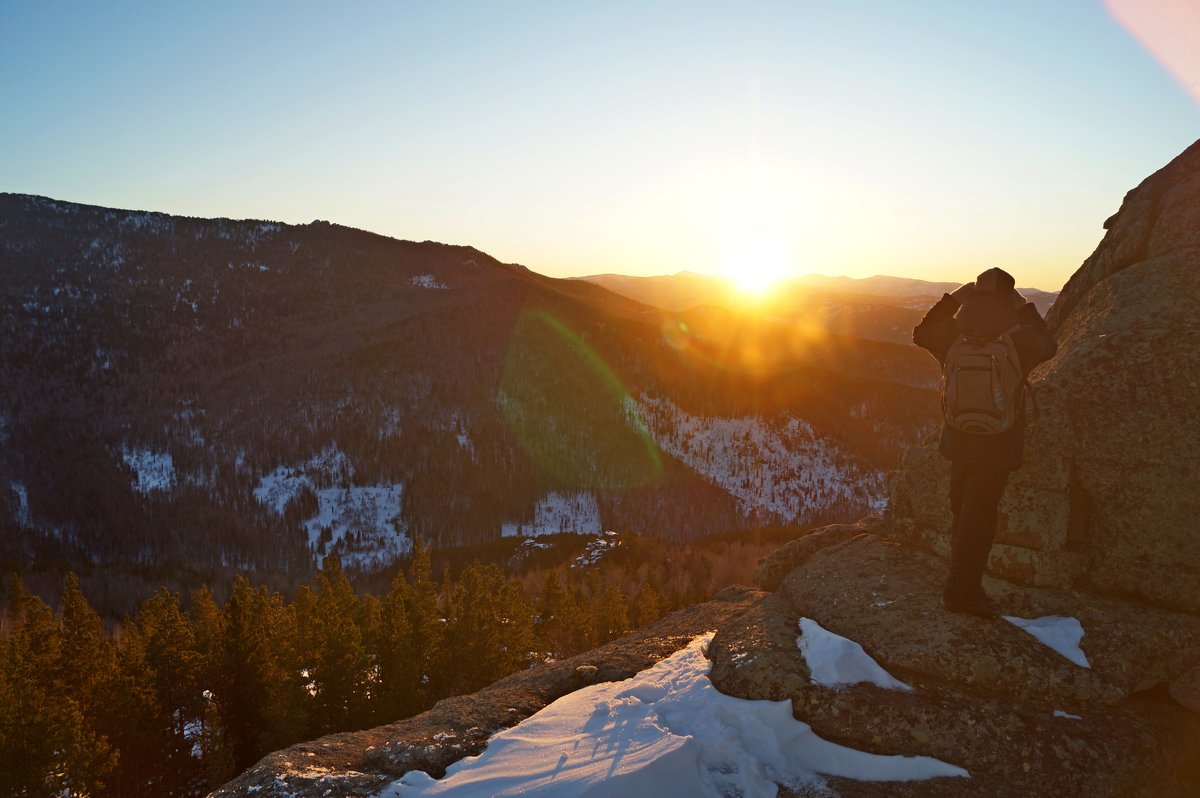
[2,0,1198,290]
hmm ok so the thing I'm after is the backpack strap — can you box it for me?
[1002,323,1035,421]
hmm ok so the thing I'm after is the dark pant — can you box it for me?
[944,461,1010,603]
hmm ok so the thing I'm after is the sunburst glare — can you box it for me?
[725,238,793,297]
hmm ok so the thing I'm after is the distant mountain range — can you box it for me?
[1,194,939,610]
[577,271,1059,319]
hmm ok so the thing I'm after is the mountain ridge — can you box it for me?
[1,192,936,617]
[576,270,1059,316]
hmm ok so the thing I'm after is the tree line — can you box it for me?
[0,540,681,798]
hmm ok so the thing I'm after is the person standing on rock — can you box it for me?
[913,267,1057,618]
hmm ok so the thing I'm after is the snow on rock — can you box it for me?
[1002,615,1091,669]
[572,531,621,568]
[254,447,409,569]
[501,492,602,538]
[629,394,885,523]
[1053,710,1083,720]
[122,448,176,494]
[379,634,967,798]
[797,617,913,692]
[507,538,554,569]
[411,274,449,289]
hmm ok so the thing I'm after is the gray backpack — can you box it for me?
[941,325,1025,435]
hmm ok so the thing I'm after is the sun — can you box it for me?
[725,238,792,297]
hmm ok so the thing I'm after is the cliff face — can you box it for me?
[889,138,1200,612]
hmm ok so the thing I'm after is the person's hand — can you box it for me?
[950,283,975,304]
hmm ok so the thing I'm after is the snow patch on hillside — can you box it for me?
[378,406,405,440]
[254,447,354,513]
[304,484,409,569]
[254,447,409,569]
[123,448,176,494]
[411,274,449,289]
[8,482,31,527]
[629,395,885,522]
[501,492,602,538]
[382,633,967,798]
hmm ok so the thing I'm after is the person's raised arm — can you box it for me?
[1013,301,1057,370]
[912,285,970,361]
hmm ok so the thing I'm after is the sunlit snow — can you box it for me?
[572,531,621,568]
[629,395,886,523]
[1002,615,1091,668]
[501,492,602,538]
[379,634,967,798]
[797,617,912,692]
[411,273,449,289]
[254,447,409,568]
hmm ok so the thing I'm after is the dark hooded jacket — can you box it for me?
[913,291,1057,471]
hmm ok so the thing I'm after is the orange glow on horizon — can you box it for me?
[724,238,794,297]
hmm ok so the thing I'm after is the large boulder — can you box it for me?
[888,139,1200,612]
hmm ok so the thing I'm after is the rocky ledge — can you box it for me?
[708,525,1200,797]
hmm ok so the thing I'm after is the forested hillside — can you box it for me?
[0,194,937,617]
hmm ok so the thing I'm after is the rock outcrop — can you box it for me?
[889,138,1200,613]
[721,531,1200,796]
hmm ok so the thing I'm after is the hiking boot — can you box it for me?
[943,594,1000,619]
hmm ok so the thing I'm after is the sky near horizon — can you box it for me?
[2,1,1198,291]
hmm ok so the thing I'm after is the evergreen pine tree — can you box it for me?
[189,585,234,789]
[535,571,571,659]
[443,562,535,694]
[631,581,664,629]
[0,579,116,797]
[375,570,418,722]
[213,578,306,773]
[309,556,369,735]
[402,538,444,703]
[497,577,535,675]
[591,581,631,644]
[108,588,206,796]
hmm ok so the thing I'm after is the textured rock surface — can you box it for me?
[723,532,1200,797]
[889,138,1200,612]
[752,515,884,591]
[208,586,763,798]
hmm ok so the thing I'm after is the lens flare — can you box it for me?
[1107,0,1200,104]
[499,309,662,489]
